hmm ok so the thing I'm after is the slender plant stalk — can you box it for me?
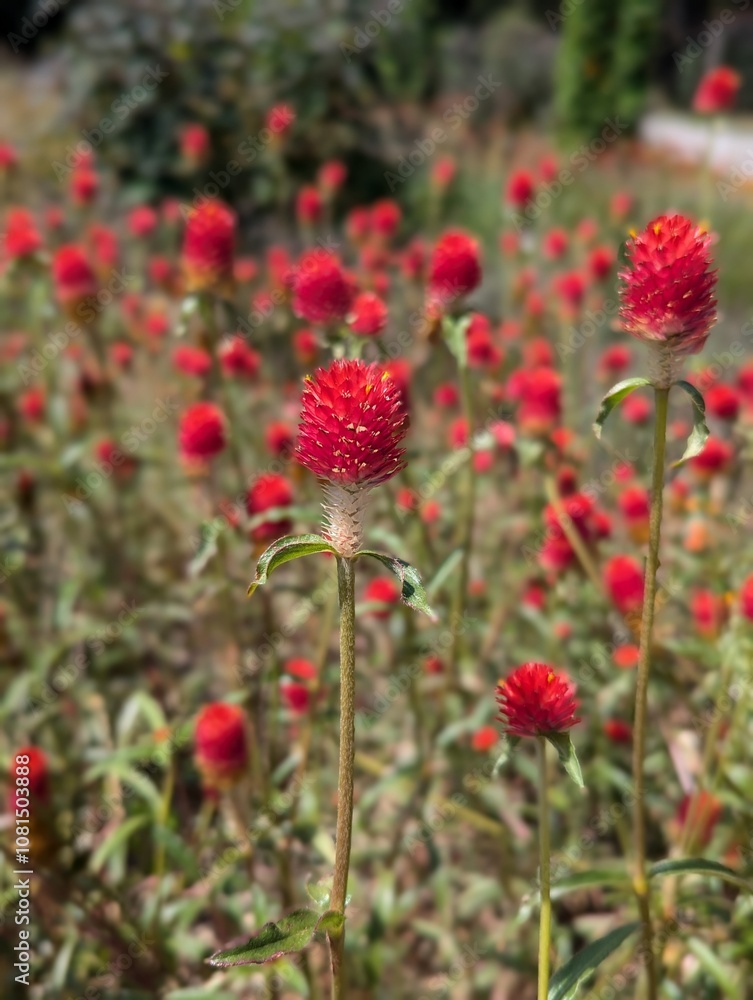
[448,361,476,681]
[328,555,357,1000]
[537,736,552,1000]
[632,384,669,1000]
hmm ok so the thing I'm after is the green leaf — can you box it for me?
[548,922,640,1000]
[356,550,437,620]
[305,877,332,910]
[649,857,750,891]
[593,378,651,440]
[686,937,740,997]
[545,732,585,788]
[89,815,149,874]
[207,909,321,967]
[441,315,471,368]
[247,535,336,596]
[673,380,709,467]
[550,867,631,898]
[492,736,519,776]
[188,521,219,578]
[316,910,345,934]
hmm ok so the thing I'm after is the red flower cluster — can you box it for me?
[6,208,42,259]
[194,703,248,788]
[619,215,717,366]
[540,491,606,572]
[9,747,50,812]
[427,229,482,306]
[181,199,236,295]
[179,402,226,461]
[496,662,580,738]
[52,245,98,307]
[291,252,354,324]
[247,472,294,543]
[348,291,388,337]
[295,359,408,487]
[604,555,644,616]
[693,66,741,114]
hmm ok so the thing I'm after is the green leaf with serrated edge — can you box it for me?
[545,732,584,788]
[548,922,640,1000]
[649,857,751,890]
[316,911,345,934]
[355,550,437,620]
[492,736,519,776]
[441,315,471,368]
[673,380,710,467]
[305,877,332,910]
[207,909,320,967]
[593,378,652,440]
[247,534,336,596]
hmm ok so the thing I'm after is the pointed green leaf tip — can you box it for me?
[355,550,438,620]
[545,732,584,788]
[548,922,640,1000]
[208,908,342,966]
[247,534,336,596]
[593,377,652,440]
[673,380,709,467]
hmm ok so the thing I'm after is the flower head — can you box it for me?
[428,229,481,306]
[194,703,248,787]
[295,359,408,555]
[619,215,717,380]
[6,208,42,259]
[291,251,354,324]
[52,244,98,307]
[179,402,226,462]
[496,662,580,738]
[181,199,236,296]
[604,554,644,617]
[347,291,388,337]
[247,472,294,542]
[9,747,50,812]
[693,66,741,114]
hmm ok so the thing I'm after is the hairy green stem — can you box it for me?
[328,556,357,999]
[537,736,551,1000]
[632,384,669,1000]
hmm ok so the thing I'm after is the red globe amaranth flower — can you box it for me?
[247,472,294,543]
[677,791,722,847]
[622,392,652,425]
[296,359,408,488]
[431,155,456,190]
[611,191,633,222]
[5,208,42,259]
[127,205,158,239]
[691,589,728,639]
[471,725,498,752]
[347,291,388,337]
[618,485,650,542]
[296,185,323,226]
[600,344,632,378]
[543,228,568,259]
[286,657,317,680]
[693,66,741,114]
[0,142,18,171]
[281,681,310,714]
[294,328,319,365]
[179,402,226,462]
[345,206,372,245]
[9,747,50,812]
[604,555,644,617]
[95,438,137,479]
[496,662,580,738]
[181,199,236,296]
[194,703,248,787]
[265,421,295,457]
[18,386,46,423]
[70,166,99,206]
[364,577,401,618]
[619,215,717,370]
[613,644,640,669]
[52,245,98,308]
[554,271,586,313]
[266,103,296,135]
[180,123,210,164]
[427,229,481,307]
[589,245,615,281]
[371,199,402,239]
[514,367,562,435]
[295,359,409,555]
[173,344,212,378]
[219,337,261,379]
[740,576,753,621]
[505,169,535,209]
[690,435,734,478]
[318,160,347,194]
[705,383,739,421]
[604,719,632,744]
[291,251,354,324]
